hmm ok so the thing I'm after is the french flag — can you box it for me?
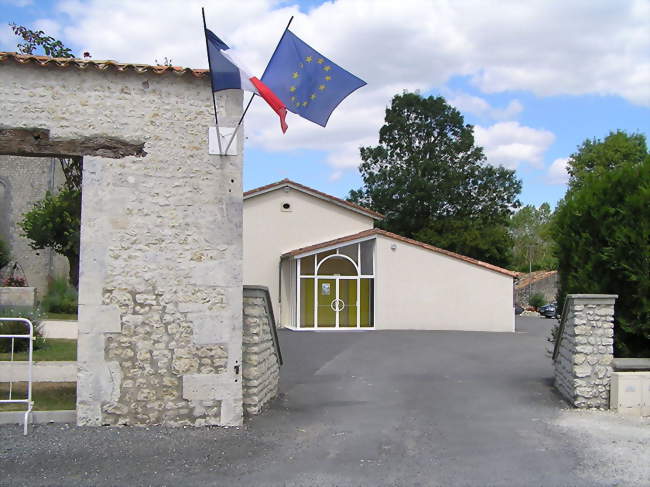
[205,29,288,133]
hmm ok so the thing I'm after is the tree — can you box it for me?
[349,92,521,266]
[10,23,74,58]
[553,131,649,357]
[510,203,556,272]
[567,130,648,187]
[19,188,81,288]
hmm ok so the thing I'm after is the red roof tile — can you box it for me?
[282,228,518,278]
[244,178,384,220]
[0,52,208,79]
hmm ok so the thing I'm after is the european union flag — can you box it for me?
[261,30,366,127]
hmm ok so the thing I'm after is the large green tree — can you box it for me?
[349,92,521,267]
[510,203,556,272]
[553,131,649,357]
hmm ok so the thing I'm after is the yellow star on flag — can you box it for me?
[290,86,296,92]
[317,58,324,64]
[302,101,308,107]
[305,56,313,62]
[318,84,326,91]
[292,72,299,79]
[310,94,317,100]
[325,75,331,81]
[323,65,331,71]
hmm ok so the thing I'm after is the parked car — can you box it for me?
[514,304,524,315]
[539,303,558,319]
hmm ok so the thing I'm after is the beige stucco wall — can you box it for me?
[243,188,374,326]
[374,235,514,332]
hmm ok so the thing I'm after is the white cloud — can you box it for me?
[447,92,523,121]
[33,18,62,38]
[547,157,570,185]
[16,0,649,174]
[474,122,555,169]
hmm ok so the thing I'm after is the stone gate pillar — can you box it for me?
[0,54,245,426]
[553,294,617,408]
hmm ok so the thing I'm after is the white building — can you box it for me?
[244,179,516,332]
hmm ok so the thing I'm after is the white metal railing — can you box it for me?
[0,318,34,435]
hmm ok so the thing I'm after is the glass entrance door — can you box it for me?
[316,278,336,328]
[315,277,358,328]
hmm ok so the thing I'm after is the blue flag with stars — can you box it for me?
[261,29,366,127]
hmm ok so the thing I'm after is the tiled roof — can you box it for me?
[0,52,209,79]
[282,228,519,278]
[244,178,384,220]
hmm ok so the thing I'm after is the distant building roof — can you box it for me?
[282,228,518,278]
[244,178,384,220]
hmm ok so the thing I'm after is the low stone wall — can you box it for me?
[242,286,281,415]
[0,287,36,307]
[553,294,617,408]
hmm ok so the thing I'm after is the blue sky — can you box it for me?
[1,0,648,209]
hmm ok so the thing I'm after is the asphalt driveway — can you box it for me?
[2,317,648,486]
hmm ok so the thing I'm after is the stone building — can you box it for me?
[0,155,69,297]
[1,52,244,426]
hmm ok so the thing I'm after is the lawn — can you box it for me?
[0,382,76,411]
[0,339,77,361]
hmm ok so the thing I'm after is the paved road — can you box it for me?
[1,318,645,486]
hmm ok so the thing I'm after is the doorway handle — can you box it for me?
[330,298,344,312]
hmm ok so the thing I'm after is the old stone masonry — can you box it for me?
[554,294,617,408]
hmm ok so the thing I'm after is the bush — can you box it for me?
[41,276,78,314]
[0,305,45,353]
[529,293,546,309]
[553,159,650,357]
[0,239,10,270]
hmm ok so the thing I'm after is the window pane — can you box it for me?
[317,256,357,276]
[339,243,358,264]
[300,255,315,275]
[360,240,375,275]
[316,249,336,263]
[360,278,374,327]
[299,278,314,328]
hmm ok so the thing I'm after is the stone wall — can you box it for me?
[1,59,244,426]
[0,155,69,298]
[515,270,558,306]
[242,286,281,415]
[553,294,617,408]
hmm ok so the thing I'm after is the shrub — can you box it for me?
[2,276,27,287]
[529,293,546,309]
[0,306,45,353]
[41,276,78,314]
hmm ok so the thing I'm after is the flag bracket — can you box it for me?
[209,127,238,156]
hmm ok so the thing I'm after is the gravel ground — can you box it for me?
[551,409,650,486]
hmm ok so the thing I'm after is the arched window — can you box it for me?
[317,255,358,276]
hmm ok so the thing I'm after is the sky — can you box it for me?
[1,0,648,209]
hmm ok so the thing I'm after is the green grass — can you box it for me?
[0,339,77,361]
[0,382,76,411]
[43,312,78,321]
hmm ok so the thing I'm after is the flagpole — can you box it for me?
[223,15,294,154]
[201,7,223,155]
